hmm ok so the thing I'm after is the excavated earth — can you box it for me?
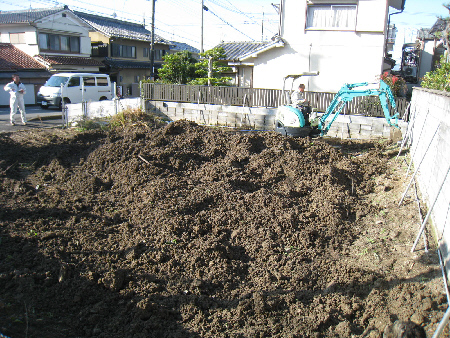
[0,120,448,338]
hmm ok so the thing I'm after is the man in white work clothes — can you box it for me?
[4,74,27,126]
[290,83,312,126]
[290,83,308,107]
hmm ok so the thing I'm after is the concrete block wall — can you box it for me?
[146,100,407,140]
[408,88,450,276]
[147,101,277,131]
[324,113,406,139]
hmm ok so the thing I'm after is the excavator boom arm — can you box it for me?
[317,80,400,136]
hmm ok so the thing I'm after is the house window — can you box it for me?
[111,43,136,58]
[70,37,80,52]
[143,48,149,57]
[154,49,166,61]
[38,33,80,52]
[306,5,357,30]
[61,36,70,51]
[10,33,26,44]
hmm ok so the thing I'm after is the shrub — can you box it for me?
[421,55,450,91]
[109,107,166,129]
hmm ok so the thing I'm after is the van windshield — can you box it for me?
[45,76,69,87]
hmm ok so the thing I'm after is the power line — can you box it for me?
[206,7,255,41]
[206,0,276,38]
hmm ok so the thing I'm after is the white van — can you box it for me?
[37,73,113,109]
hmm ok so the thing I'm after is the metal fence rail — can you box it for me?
[142,83,409,118]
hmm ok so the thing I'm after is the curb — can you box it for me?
[28,115,62,122]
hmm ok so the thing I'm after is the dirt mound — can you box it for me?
[0,120,447,337]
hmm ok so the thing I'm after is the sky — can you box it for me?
[0,0,448,54]
[0,0,279,50]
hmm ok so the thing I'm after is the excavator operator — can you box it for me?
[290,83,311,126]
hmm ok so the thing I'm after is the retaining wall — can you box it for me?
[408,88,450,279]
[146,100,407,140]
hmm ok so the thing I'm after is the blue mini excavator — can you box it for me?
[275,79,400,137]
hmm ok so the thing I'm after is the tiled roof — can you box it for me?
[35,55,104,66]
[0,43,46,70]
[215,41,270,61]
[74,11,169,44]
[103,57,155,69]
[0,6,67,24]
[169,41,199,54]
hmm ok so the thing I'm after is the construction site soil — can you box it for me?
[0,120,448,338]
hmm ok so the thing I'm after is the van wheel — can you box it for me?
[59,98,71,110]
[99,96,107,101]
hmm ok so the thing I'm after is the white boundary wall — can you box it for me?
[65,98,141,124]
[408,88,450,278]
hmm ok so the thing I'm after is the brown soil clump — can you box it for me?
[0,120,447,337]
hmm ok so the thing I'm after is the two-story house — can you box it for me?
[74,11,171,96]
[0,6,104,73]
[227,0,405,92]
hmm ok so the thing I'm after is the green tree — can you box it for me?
[189,47,232,86]
[421,55,450,91]
[157,51,197,84]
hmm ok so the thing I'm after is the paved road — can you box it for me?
[0,105,64,133]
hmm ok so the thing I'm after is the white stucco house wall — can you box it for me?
[0,6,103,72]
[241,0,405,93]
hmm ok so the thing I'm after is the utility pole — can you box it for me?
[201,0,204,53]
[150,0,156,80]
[261,10,264,41]
[201,1,208,53]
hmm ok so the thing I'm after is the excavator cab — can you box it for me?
[275,72,319,137]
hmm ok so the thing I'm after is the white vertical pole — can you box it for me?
[432,306,450,338]
[60,83,65,124]
[201,0,204,54]
[113,82,118,115]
